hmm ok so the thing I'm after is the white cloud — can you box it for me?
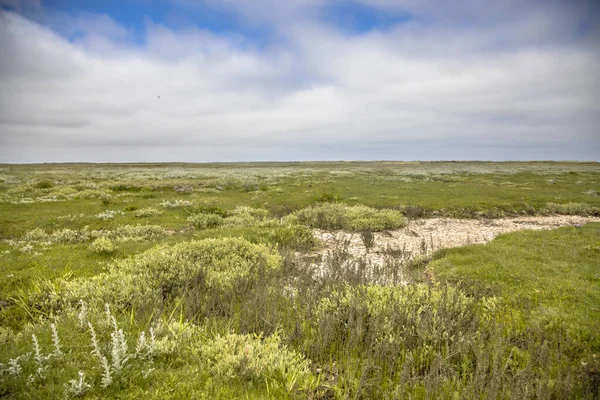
[0,1,599,162]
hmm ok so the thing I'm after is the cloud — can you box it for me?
[0,1,599,162]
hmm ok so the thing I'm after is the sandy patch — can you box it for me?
[310,216,600,282]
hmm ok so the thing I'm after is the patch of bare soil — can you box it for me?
[310,216,600,283]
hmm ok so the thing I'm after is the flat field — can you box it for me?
[0,162,599,398]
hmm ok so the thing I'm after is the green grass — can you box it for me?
[429,223,600,347]
[1,162,599,238]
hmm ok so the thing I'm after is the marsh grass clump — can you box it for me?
[288,203,406,231]
[543,202,600,216]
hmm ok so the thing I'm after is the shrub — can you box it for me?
[187,213,223,229]
[89,238,116,254]
[25,228,48,241]
[314,284,477,362]
[96,210,123,221]
[345,205,406,231]
[98,225,167,241]
[134,208,163,218]
[314,192,343,203]
[99,193,113,205]
[192,205,227,217]
[230,206,269,220]
[52,228,90,244]
[288,203,406,231]
[34,180,54,189]
[160,199,193,208]
[201,331,311,385]
[46,225,167,244]
[402,204,426,219]
[221,206,271,228]
[61,238,282,309]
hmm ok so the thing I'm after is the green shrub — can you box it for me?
[99,193,113,205]
[44,225,167,244]
[316,284,476,353]
[187,213,223,229]
[288,203,406,231]
[134,207,163,218]
[34,180,54,189]
[219,206,270,228]
[192,205,227,217]
[89,238,116,254]
[102,225,166,241]
[200,331,311,385]
[25,228,49,241]
[230,206,269,220]
[314,192,343,203]
[160,199,193,208]
[61,238,281,309]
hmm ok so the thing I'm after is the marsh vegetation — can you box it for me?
[0,162,599,398]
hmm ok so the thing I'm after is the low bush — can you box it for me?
[200,331,311,386]
[160,199,193,208]
[34,180,54,189]
[288,203,406,231]
[24,225,167,244]
[187,213,223,229]
[134,208,163,218]
[221,206,271,228]
[60,238,281,310]
[89,238,116,254]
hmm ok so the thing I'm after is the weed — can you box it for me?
[360,231,375,252]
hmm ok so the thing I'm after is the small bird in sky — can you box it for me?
[157,95,160,99]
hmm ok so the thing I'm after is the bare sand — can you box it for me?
[312,215,600,272]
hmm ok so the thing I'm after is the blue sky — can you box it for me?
[0,0,599,162]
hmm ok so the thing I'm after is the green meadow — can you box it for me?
[0,161,599,399]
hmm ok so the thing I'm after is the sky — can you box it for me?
[0,0,599,163]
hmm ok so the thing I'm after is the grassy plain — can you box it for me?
[0,161,599,398]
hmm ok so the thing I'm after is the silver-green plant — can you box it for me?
[50,323,63,356]
[63,371,91,398]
